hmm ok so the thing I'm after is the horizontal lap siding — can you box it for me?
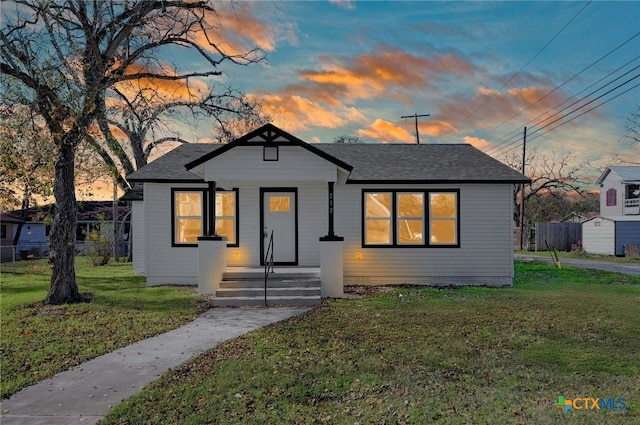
[583,218,615,255]
[335,184,514,284]
[226,181,326,267]
[204,146,337,182]
[144,182,206,285]
[131,201,145,276]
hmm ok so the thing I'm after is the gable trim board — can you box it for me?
[126,123,529,289]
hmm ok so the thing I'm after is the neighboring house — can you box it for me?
[1,201,130,258]
[126,123,529,299]
[596,166,640,217]
[0,214,23,262]
[582,166,640,256]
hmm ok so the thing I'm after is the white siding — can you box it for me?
[599,173,625,217]
[582,218,615,255]
[142,180,516,287]
[225,181,326,267]
[131,200,145,276]
[335,184,515,286]
[142,181,328,284]
[202,146,337,183]
[144,182,207,285]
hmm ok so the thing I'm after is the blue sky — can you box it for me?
[183,0,639,175]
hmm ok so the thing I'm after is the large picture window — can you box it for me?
[363,190,459,247]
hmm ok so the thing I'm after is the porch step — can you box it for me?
[211,295,321,307]
[216,286,320,298]
[212,270,322,307]
[223,270,321,280]
[220,278,320,289]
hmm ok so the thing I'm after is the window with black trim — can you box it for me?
[215,190,238,245]
[171,188,239,247]
[363,190,459,247]
[173,190,204,245]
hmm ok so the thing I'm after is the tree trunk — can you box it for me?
[45,142,85,305]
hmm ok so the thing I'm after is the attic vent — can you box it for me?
[264,146,278,161]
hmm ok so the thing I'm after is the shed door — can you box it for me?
[262,190,297,265]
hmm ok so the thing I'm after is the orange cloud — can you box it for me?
[357,119,414,143]
[298,47,476,104]
[463,136,491,150]
[421,120,458,137]
[115,63,209,103]
[186,4,293,60]
[259,94,366,132]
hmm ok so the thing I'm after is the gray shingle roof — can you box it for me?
[127,140,528,184]
[315,143,528,182]
[127,144,221,182]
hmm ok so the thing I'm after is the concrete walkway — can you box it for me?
[515,253,640,276]
[1,307,310,425]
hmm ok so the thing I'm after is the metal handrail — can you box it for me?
[264,230,274,306]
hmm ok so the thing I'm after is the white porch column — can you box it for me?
[198,235,227,295]
[319,238,344,298]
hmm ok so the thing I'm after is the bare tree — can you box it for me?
[624,105,640,144]
[504,148,590,230]
[333,135,364,144]
[1,0,264,304]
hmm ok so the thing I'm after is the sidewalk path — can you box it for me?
[1,307,310,425]
[514,253,640,276]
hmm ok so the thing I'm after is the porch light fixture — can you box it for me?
[355,252,362,260]
[234,251,241,259]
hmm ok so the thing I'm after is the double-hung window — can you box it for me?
[363,190,459,247]
[172,188,238,247]
[215,190,238,246]
[173,190,204,246]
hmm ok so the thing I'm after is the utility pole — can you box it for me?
[520,127,527,251]
[401,113,430,144]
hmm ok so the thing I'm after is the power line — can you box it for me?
[484,30,640,155]
[495,72,639,156]
[486,60,640,156]
[469,1,592,122]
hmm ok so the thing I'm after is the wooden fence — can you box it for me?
[534,222,582,252]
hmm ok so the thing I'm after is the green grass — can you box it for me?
[516,249,640,263]
[0,258,208,399]
[102,262,640,425]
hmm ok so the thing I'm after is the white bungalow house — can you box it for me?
[126,124,529,305]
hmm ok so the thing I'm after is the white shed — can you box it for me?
[582,216,640,256]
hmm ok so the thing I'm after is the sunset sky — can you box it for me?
[89,1,640,199]
[192,1,639,171]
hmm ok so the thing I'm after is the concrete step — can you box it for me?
[220,278,320,289]
[223,270,320,280]
[211,295,321,307]
[216,287,320,298]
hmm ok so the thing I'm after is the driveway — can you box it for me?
[514,253,640,276]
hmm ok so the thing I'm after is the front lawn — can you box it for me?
[102,262,640,424]
[0,258,208,399]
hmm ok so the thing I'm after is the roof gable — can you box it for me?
[184,123,352,173]
[596,166,640,185]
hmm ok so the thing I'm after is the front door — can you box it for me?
[261,189,298,265]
